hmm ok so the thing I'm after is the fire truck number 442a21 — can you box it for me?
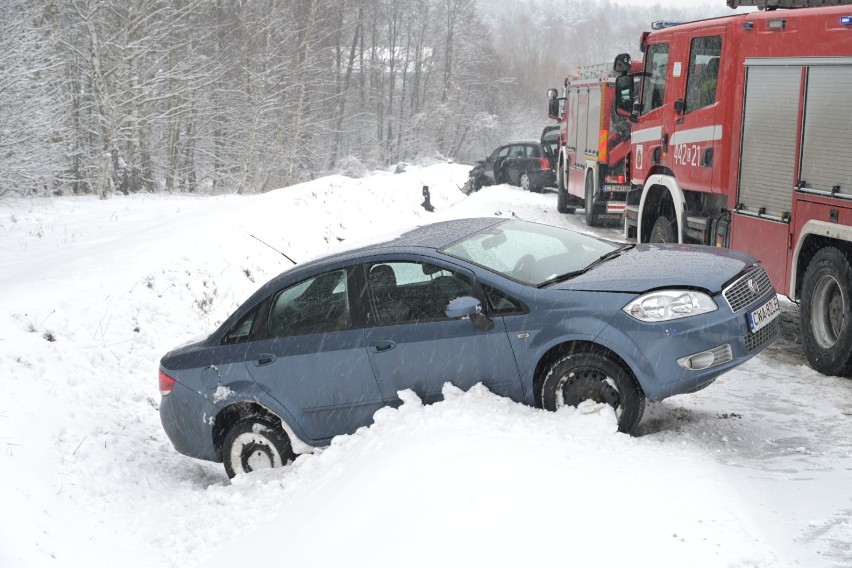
[673,143,702,167]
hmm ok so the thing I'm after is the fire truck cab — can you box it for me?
[547,63,637,226]
[613,0,852,376]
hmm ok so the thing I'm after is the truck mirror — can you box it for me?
[614,74,635,117]
[548,97,560,119]
[613,53,632,74]
[547,88,559,99]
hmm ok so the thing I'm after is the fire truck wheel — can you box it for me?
[557,188,575,214]
[800,247,852,377]
[584,173,600,227]
[649,215,677,243]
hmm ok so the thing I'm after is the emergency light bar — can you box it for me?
[651,21,681,30]
[841,15,852,24]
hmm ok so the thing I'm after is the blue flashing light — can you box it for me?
[841,16,852,26]
[651,21,681,30]
[743,21,754,31]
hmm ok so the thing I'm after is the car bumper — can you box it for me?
[160,381,220,462]
[530,170,556,188]
[595,291,780,401]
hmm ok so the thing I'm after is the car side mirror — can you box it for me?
[445,296,494,331]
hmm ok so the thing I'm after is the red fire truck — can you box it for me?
[547,63,637,226]
[612,0,852,376]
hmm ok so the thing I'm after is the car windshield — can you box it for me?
[441,220,620,285]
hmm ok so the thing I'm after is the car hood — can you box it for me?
[548,243,756,294]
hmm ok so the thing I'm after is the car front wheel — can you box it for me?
[800,247,852,376]
[223,415,295,479]
[541,350,645,433]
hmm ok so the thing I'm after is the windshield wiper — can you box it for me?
[537,244,635,288]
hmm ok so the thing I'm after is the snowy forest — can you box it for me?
[1,0,735,198]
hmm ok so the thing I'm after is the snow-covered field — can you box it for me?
[1,163,851,567]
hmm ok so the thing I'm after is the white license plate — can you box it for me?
[604,184,631,192]
[747,296,780,333]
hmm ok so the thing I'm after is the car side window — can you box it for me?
[367,261,475,326]
[527,145,541,158]
[222,304,261,344]
[684,36,722,113]
[481,284,524,315]
[267,269,351,337]
[642,43,669,113]
[496,146,510,159]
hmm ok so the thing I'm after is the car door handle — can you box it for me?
[369,340,396,353]
[254,353,277,366]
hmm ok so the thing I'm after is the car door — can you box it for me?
[672,31,724,195]
[491,145,511,184]
[505,144,526,185]
[243,267,384,442]
[363,258,524,405]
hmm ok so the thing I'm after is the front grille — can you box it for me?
[723,267,773,312]
[745,317,779,352]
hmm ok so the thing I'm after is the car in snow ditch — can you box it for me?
[463,134,557,194]
[159,217,780,478]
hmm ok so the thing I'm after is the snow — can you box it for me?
[1,162,851,567]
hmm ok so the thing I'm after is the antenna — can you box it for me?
[251,234,297,265]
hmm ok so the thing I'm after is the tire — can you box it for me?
[556,159,575,214]
[223,415,295,479]
[584,172,600,227]
[649,214,677,243]
[800,247,852,376]
[520,171,532,192]
[541,350,645,433]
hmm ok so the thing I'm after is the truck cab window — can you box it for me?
[642,43,669,113]
[685,36,722,112]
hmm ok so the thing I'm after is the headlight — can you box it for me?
[623,290,717,322]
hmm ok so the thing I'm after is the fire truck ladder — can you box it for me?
[727,0,852,8]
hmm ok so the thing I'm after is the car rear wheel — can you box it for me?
[541,350,645,433]
[520,171,532,192]
[800,247,852,376]
[223,415,295,479]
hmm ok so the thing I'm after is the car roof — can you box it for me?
[506,139,541,146]
[296,217,507,270]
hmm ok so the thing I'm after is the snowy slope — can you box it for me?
[1,163,851,567]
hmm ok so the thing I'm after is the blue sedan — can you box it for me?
[159,217,779,478]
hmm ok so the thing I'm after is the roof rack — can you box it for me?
[727,0,852,9]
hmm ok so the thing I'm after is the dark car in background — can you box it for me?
[159,217,779,479]
[465,132,557,194]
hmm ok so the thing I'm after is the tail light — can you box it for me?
[605,175,627,184]
[538,157,550,170]
[159,369,176,395]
